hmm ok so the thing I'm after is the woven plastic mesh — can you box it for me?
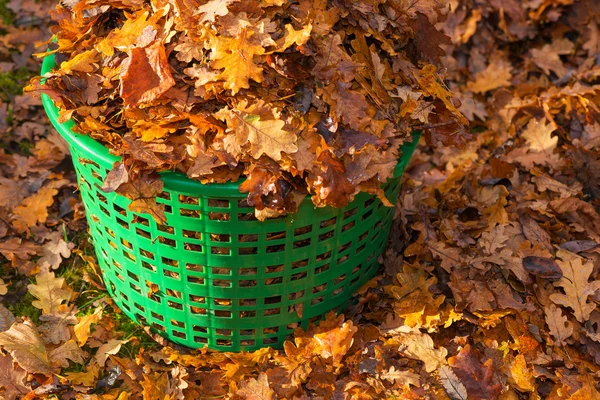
[41,54,419,351]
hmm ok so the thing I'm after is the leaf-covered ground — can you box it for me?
[1,0,600,399]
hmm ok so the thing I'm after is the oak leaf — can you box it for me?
[65,363,100,386]
[396,332,448,373]
[313,320,357,367]
[195,0,237,23]
[467,56,512,93]
[210,28,266,94]
[27,269,72,315]
[74,306,103,347]
[11,186,58,230]
[38,230,74,270]
[49,339,87,368]
[545,304,573,346]
[0,304,15,333]
[237,373,276,400]
[508,354,535,392]
[448,345,501,400]
[522,118,557,153]
[549,251,600,323]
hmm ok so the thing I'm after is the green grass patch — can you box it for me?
[0,67,34,97]
[0,0,15,26]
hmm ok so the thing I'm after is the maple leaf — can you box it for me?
[531,38,574,77]
[210,28,266,94]
[544,304,573,346]
[27,269,73,315]
[0,354,29,399]
[467,56,512,93]
[0,321,52,375]
[549,251,600,323]
[120,42,175,107]
[237,373,276,400]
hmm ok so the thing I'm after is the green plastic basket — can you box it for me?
[40,54,419,351]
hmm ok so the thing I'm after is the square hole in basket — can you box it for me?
[140,248,155,260]
[187,276,205,285]
[338,241,352,253]
[263,337,278,345]
[240,310,256,318]
[356,243,366,254]
[151,311,164,322]
[116,218,130,230]
[318,231,335,241]
[184,243,203,253]
[211,246,231,255]
[292,259,308,269]
[123,251,136,263]
[141,261,155,272]
[208,199,230,208]
[191,306,207,315]
[312,284,327,294]
[266,265,283,274]
[238,247,258,255]
[189,295,206,304]
[294,225,312,236]
[341,220,356,232]
[311,296,325,305]
[214,298,231,306]
[289,290,305,301]
[240,267,257,275]
[134,302,145,312]
[172,330,186,340]
[161,257,179,268]
[186,263,204,273]
[121,238,133,250]
[163,269,180,280]
[266,231,286,241]
[135,227,152,240]
[266,244,285,253]
[240,329,255,336]
[171,320,185,329]
[264,308,281,316]
[159,236,177,247]
[209,211,230,221]
[240,339,255,346]
[361,209,374,221]
[217,338,232,347]
[344,207,358,219]
[265,295,282,305]
[211,267,231,275]
[240,279,258,287]
[112,259,122,271]
[320,216,337,229]
[216,328,232,336]
[210,233,231,243]
[127,270,140,282]
[265,276,283,286]
[193,326,208,333]
[134,215,150,227]
[166,288,182,299]
[194,336,208,344]
[263,326,279,335]
[129,282,141,294]
[293,238,311,249]
[212,279,231,287]
[215,310,232,318]
[316,251,332,262]
[157,224,174,235]
[337,255,349,265]
[364,198,375,208]
[291,271,307,281]
[332,287,344,296]
[179,194,198,205]
[238,233,258,242]
[180,208,201,218]
[182,229,202,240]
[240,299,256,306]
[315,263,330,274]
[334,274,347,285]
[100,205,111,218]
[168,300,183,310]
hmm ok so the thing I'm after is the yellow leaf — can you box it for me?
[416,65,468,125]
[467,56,512,93]
[65,362,100,386]
[12,186,58,230]
[276,23,313,52]
[395,332,448,373]
[95,338,130,367]
[49,340,87,368]
[74,306,103,347]
[508,354,535,392]
[27,270,72,315]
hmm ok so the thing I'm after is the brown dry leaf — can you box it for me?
[0,321,52,375]
[396,332,448,373]
[467,56,512,93]
[448,345,501,400]
[0,354,29,399]
[549,251,600,323]
[27,269,73,315]
[95,338,129,367]
[117,173,166,224]
[237,373,276,400]
[313,319,357,367]
[438,365,468,400]
[522,118,558,153]
[49,339,87,368]
[195,0,237,23]
[37,230,74,270]
[65,362,101,386]
[11,186,57,230]
[508,354,535,392]
[0,304,15,333]
[545,304,573,346]
[531,38,574,77]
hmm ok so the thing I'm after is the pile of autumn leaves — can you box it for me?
[28,0,465,219]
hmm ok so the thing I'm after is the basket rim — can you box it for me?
[41,53,420,196]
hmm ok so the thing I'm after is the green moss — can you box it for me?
[0,0,15,26]
[7,290,42,324]
[113,310,159,357]
[0,67,34,97]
